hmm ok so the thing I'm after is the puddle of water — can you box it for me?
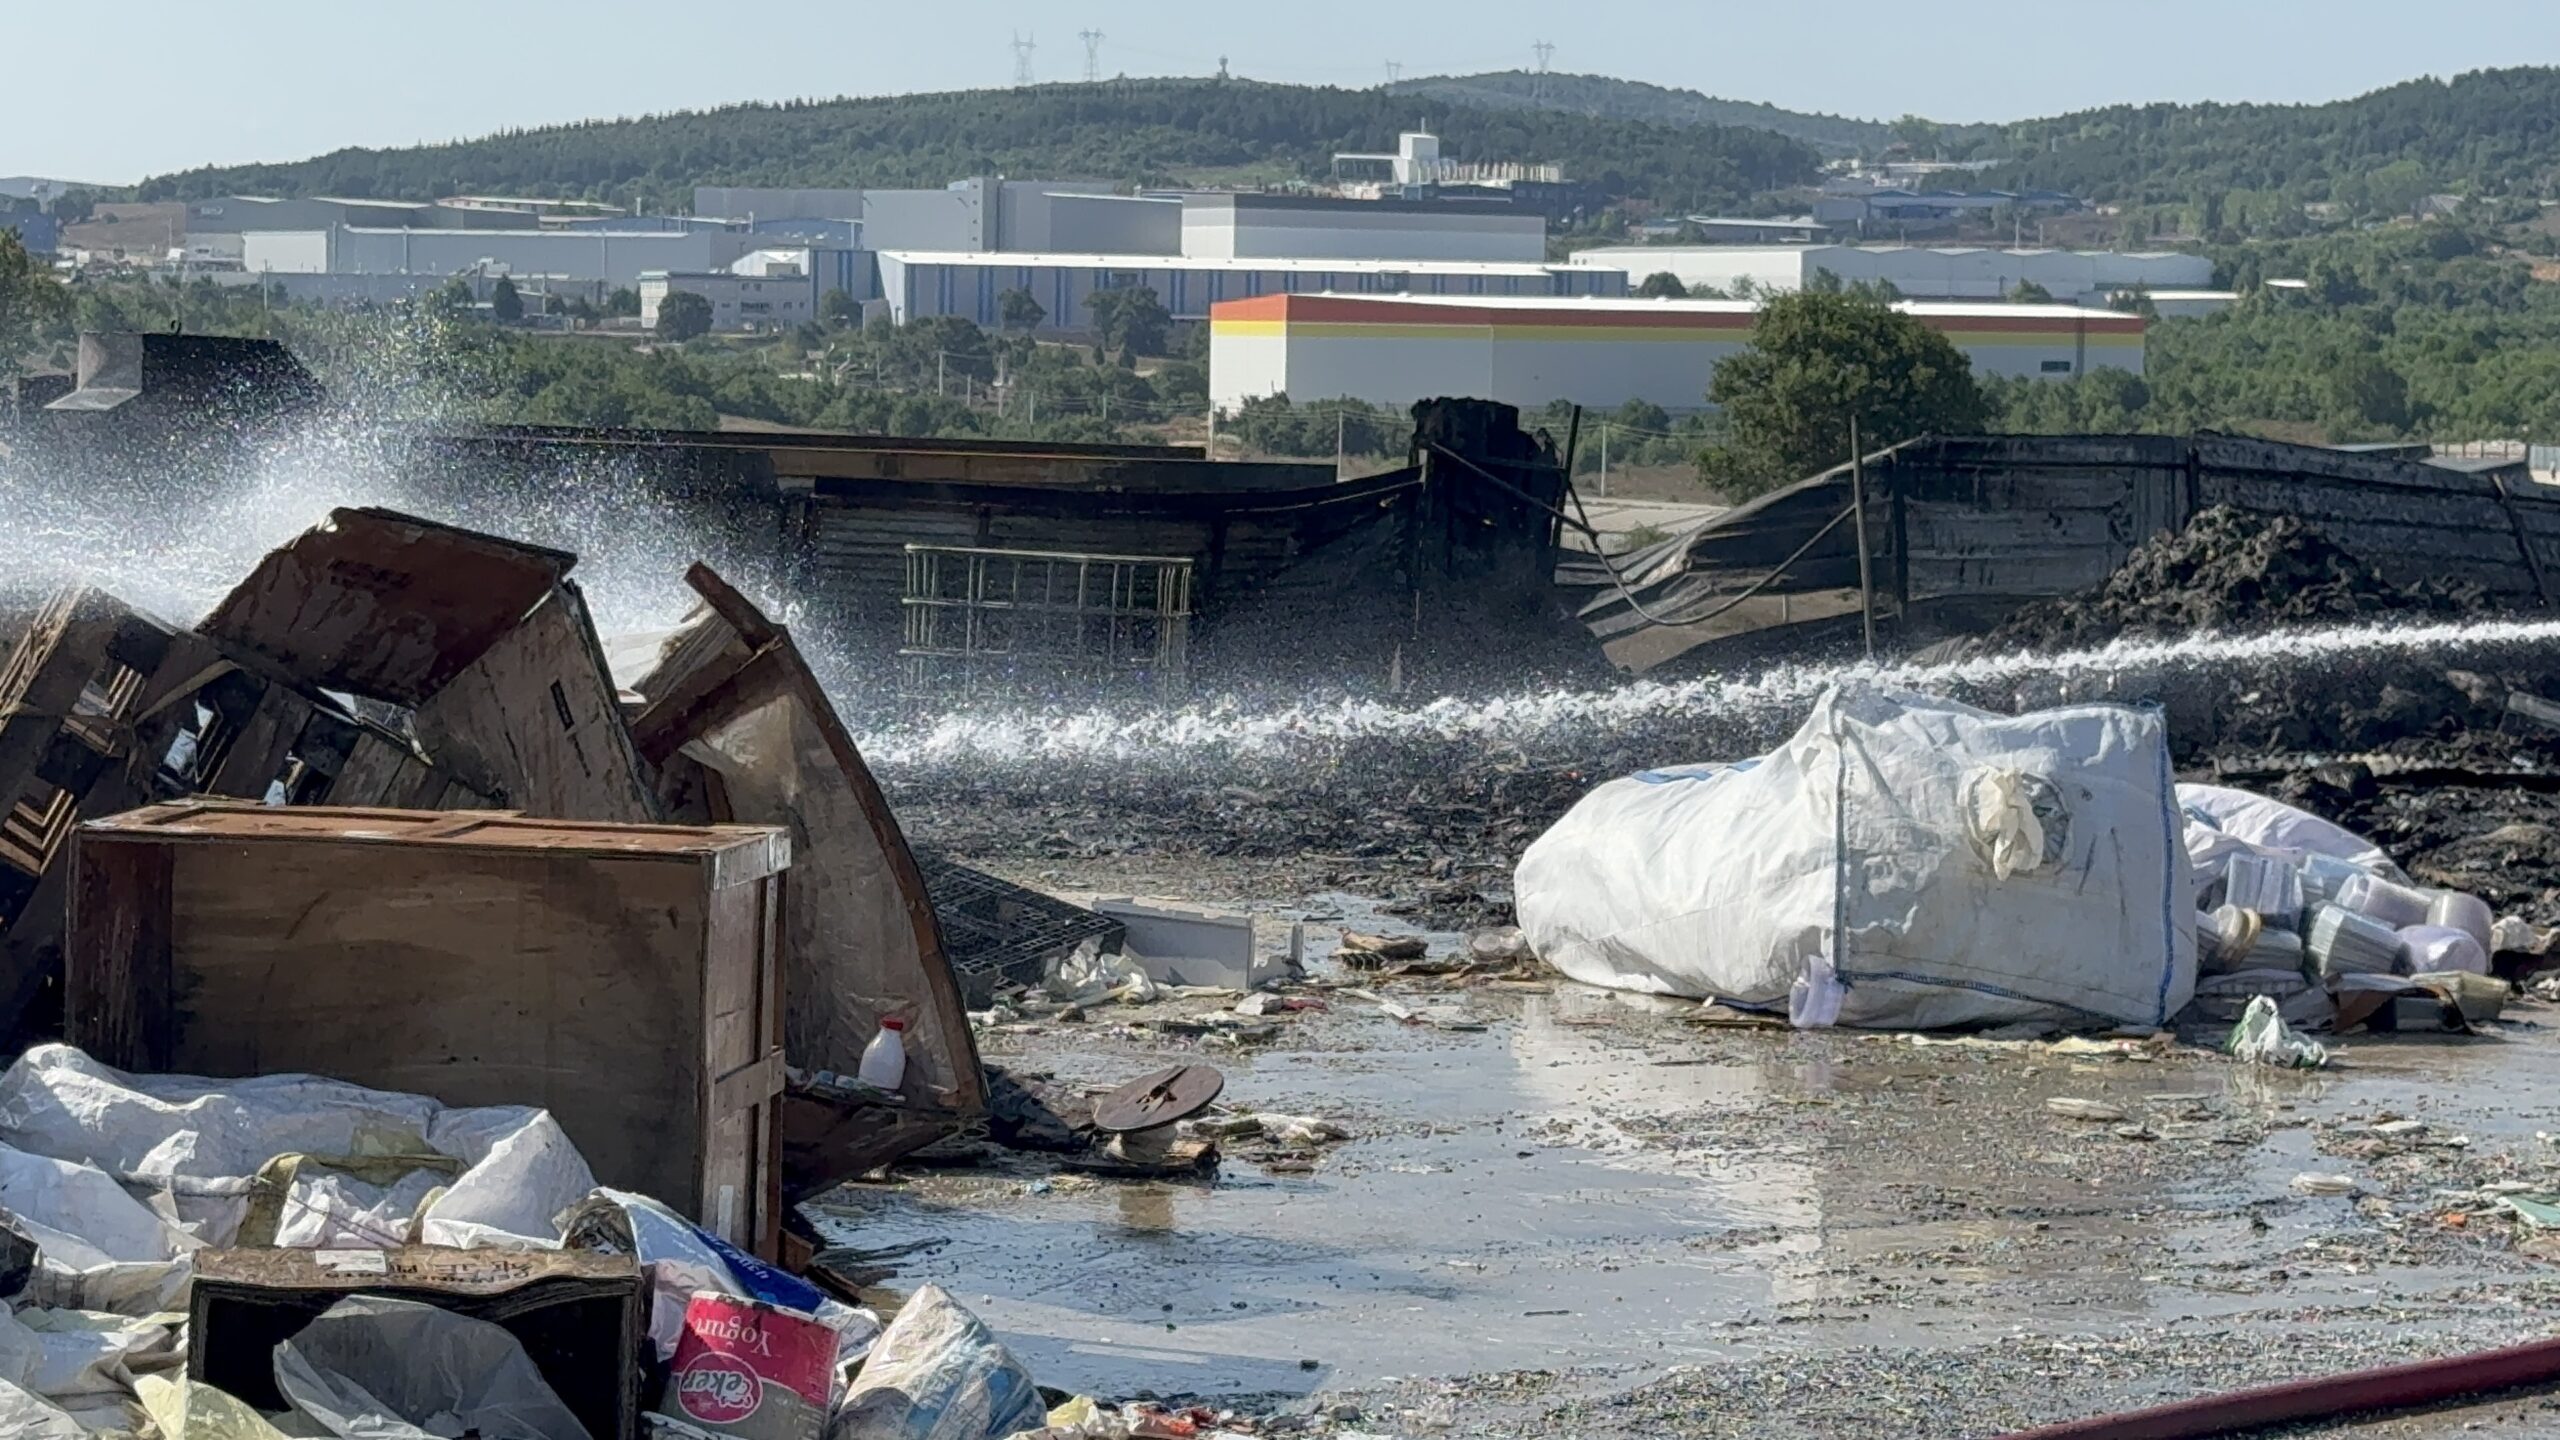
[815,984,2560,1402]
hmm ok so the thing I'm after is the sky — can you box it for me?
[10,0,2560,184]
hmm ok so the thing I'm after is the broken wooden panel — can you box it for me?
[412,583,660,824]
[0,587,494,1050]
[628,564,985,1192]
[199,507,575,706]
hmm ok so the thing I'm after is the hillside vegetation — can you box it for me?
[133,79,1820,216]
[1387,71,1895,155]
[1979,68,2560,209]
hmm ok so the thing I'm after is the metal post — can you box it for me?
[1598,423,1609,498]
[1851,416,1876,660]
[1335,409,1346,476]
[937,353,946,398]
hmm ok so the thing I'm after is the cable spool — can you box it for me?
[2309,903,2402,981]
[2224,854,2305,930]
[2337,873,2433,929]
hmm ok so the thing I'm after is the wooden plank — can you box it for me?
[199,508,574,706]
[1909,547,2126,600]
[65,833,171,1071]
[84,801,784,868]
[325,731,415,807]
[413,586,660,825]
[1904,505,2119,554]
[203,684,308,800]
[2207,475,2515,531]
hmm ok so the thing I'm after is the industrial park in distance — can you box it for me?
[11,28,2560,1440]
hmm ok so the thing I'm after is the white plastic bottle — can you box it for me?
[858,1017,908,1090]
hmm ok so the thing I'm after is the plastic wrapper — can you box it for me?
[2222,854,2303,928]
[2308,904,2401,981]
[275,1295,591,1440]
[827,1285,1043,1440]
[2427,890,2495,954]
[2398,925,2490,977]
[2226,994,2330,1068]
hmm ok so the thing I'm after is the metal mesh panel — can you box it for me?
[900,545,1192,701]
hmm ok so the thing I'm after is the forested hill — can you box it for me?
[1981,68,2560,207]
[1390,71,1898,156]
[132,79,1822,215]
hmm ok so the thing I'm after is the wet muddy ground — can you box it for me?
[813,859,2560,1439]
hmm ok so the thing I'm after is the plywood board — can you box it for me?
[200,508,574,705]
[413,585,660,824]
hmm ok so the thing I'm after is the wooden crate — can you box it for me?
[66,802,791,1257]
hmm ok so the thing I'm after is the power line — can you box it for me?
[1079,29,1105,84]
[1011,32,1036,87]
[1384,60,1403,85]
[1531,40,1555,104]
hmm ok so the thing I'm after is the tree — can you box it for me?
[820,288,863,328]
[605,286,641,318]
[655,289,714,341]
[2326,355,2411,432]
[1696,288,1989,500]
[1086,284,1170,357]
[490,276,524,324]
[425,276,476,318]
[0,231,73,379]
[997,286,1047,333]
[2008,279,2054,304]
[1636,271,1689,299]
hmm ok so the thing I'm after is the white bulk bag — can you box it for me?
[1516,687,2195,1029]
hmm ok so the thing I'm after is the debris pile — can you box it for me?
[1984,505,2485,653]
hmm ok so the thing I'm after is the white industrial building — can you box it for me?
[1208,292,2146,413]
[1574,245,2214,306]
[638,269,815,331]
[1177,192,1544,263]
[240,226,761,287]
[877,251,1628,334]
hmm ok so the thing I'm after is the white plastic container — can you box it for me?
[858,1017,908,1090]
[2427,891,2495,955]
[2336,873,2432,929]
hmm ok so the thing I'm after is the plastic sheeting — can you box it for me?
[1516,688,2195,1029]
[0,1045,594,1261]
[560,1189,877,1367]
[275,1297,590,1440]
[2177,783,2403,885]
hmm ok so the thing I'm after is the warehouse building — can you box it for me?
[877,252,1628,333]
[1177,192,1544,263]
[1208,292,2144,413]
[239,226,761,286]
[1575,244,2212,306]
[637,269,815,331]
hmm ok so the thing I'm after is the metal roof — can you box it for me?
[1212,291,2137,323]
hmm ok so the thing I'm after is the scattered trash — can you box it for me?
[829,1285,1045,1440]
[2292,1173,2360,1196]
[273,1296,591,1440]
[1044,941,1161,1008]
[1463,927,1536,969]
[1091,899,1277,990]
[2227,995,2331,1069]
[2500,1196,2560,1229]
[656,1293,836,1440]
[2046,1098,2128,1122]
[1337,932,1430,966]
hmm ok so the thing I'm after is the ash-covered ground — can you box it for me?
[838,509,2560,1438]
